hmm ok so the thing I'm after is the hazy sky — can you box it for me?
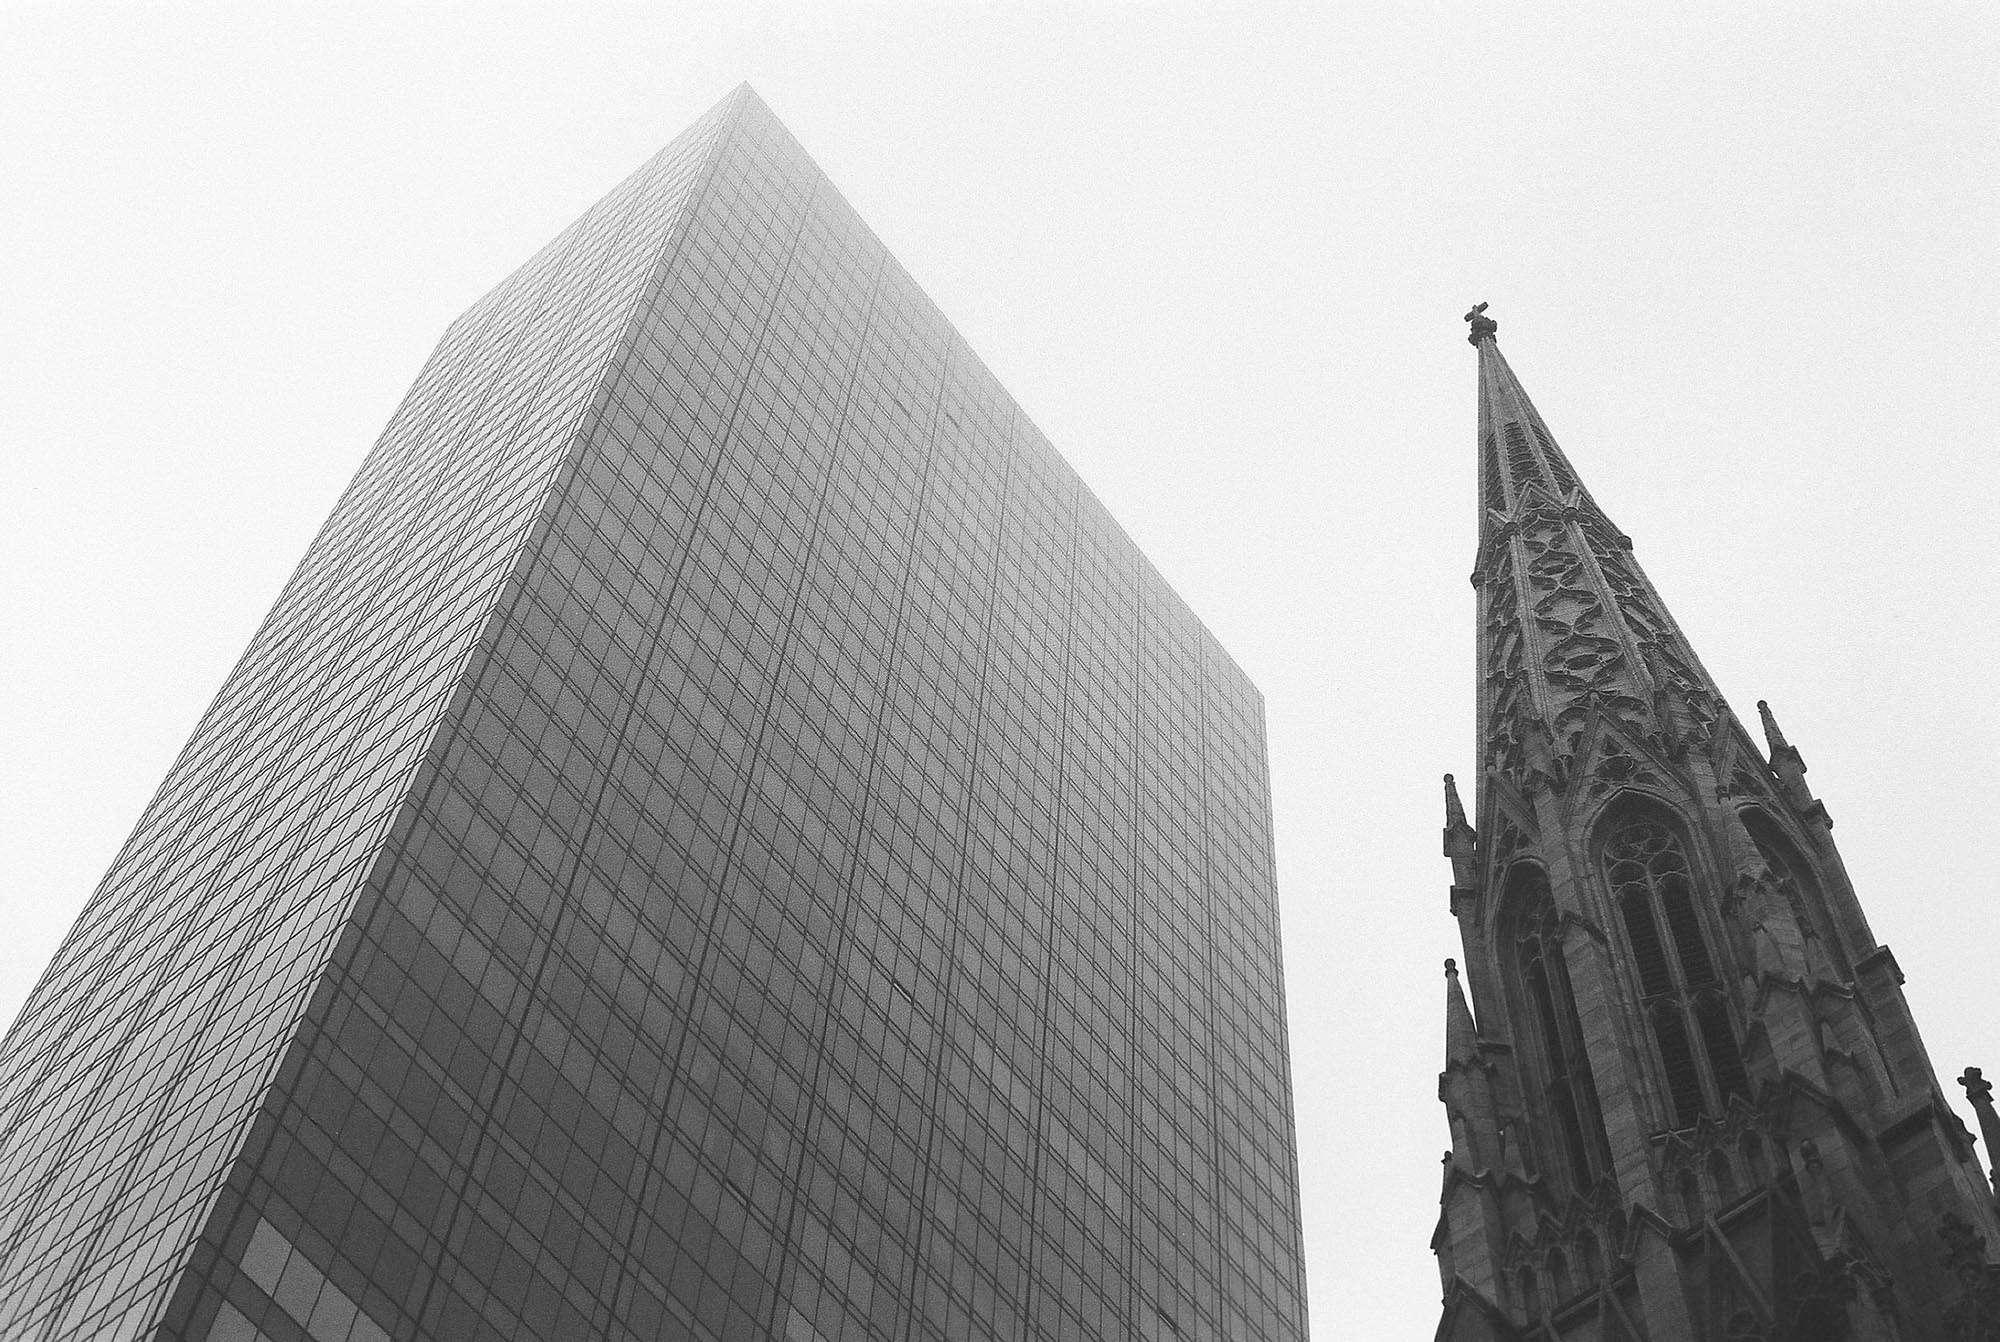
[3,6,1995,1335]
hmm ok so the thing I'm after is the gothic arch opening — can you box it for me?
[1596,806,1751,1129]
[1547,1247,1572,1303]
[1741,1130,1769,1186]
[1678,1166,1705,1223]
[1498,864,1611,1190]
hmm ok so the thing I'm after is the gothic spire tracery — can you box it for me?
[1438,310,2000,1339]
[1470,317,1731,783]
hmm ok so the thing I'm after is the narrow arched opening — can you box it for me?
[1741,1130,1770,1186]
[1517,1264,1542,1319]
[1500,864,1612,1191]
[1599,807,1749,1128]
[1547,1247,1573,1303]
[1678,1166,1705,1224]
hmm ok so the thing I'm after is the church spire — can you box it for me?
[1435,307,2000,1338]
[1466,305,1731,786]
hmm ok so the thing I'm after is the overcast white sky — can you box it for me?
[3,5,1995,1335]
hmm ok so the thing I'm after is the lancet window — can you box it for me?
[1602,815,1750,1128]
[1503,867,1610,1189]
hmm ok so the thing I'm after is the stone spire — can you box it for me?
[1467,306,1735,787]
[1435,308,2000,1340]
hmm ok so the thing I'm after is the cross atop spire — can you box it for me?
[1464,301,1498,345]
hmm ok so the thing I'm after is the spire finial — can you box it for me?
[1464,301,1497,346]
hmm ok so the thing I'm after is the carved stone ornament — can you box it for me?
[1481,549,1536,781]
[1519,503,1652,762]
[1583,742,1663,804]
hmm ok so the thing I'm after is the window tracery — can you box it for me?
[1602,815,1750,1127]
[1504,867,1610,1188]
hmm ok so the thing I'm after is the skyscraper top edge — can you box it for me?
[453,83,1267,704]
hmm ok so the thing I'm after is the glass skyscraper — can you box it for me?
[0,87,1308,1342]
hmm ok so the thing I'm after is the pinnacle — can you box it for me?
[1469,322,1739,787]
[1757,698,1805,770]
[1443,773,1469,832]
[1445,958,1479,1066]
[1757,699,1785,746]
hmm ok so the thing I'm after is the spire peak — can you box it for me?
[1464,302,1497,346]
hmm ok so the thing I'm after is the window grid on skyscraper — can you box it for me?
[0,88,1306,1342]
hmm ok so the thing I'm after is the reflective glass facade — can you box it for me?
[0,87,1307,1342]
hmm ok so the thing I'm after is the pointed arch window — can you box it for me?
[1503,867,1611,1189]
[1602,816,1750,1128]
